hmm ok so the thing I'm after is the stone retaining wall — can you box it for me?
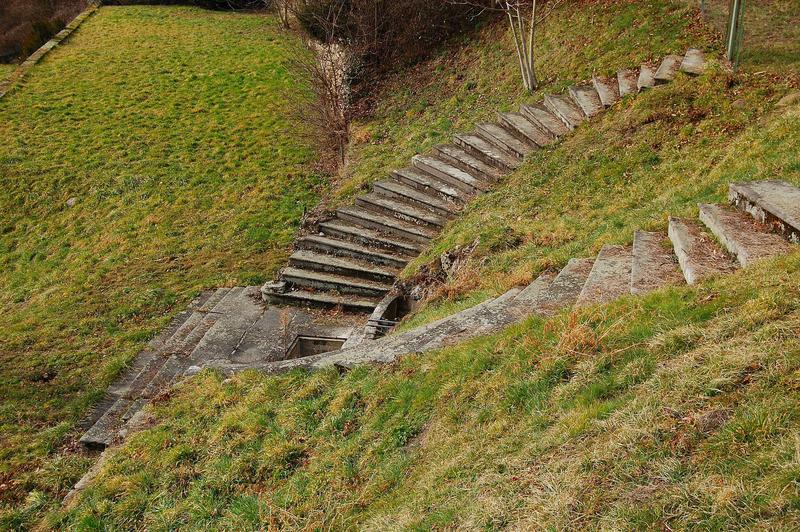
[0,2,100,100]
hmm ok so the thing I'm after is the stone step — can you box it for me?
[475,122,534,158]
[281,267,393,297]
[575,245,633,307]
[698,203,793,267]
[185,286,265,367]
[520,103,569,138]
[374,179,459,218]
[543,94,586,130]
[654,54,683,84]
[169,288,235,358]
[289,249,399,283]
[452,135,520,173]
[617,68,639,97]
[336,206,436,244]
[507,271,558,316]
[630,230,684,295]
[318,220,421,256]
[262,287,380,312]
[412,154,492,192]
[498,112,555,147]
[592,75,620,107]
[392,167,470,203]
[141,287,247,398]
[668,217,737,285]
[729,180,800,243]
[534,257,596,315]
[568,84,604,118]
[296,234,410,269]
[432,144,504,182]
[680,48,705,76]
[637,64,656,91]
[356,193,446,228]
[79,397,132,450]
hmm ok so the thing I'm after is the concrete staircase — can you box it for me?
[262,49,709,313]
[79,48,716,451]
[206,179,799,375]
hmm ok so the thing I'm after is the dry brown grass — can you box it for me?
[0,0,87,63]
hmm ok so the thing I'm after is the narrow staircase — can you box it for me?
[262,49,709,313]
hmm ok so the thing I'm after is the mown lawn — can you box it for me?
[0,63,16,79]
[0,5,323,520]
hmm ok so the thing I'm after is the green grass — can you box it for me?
[50,250,800,529]
[5,0,800,527]
[336,0,715,204]
[0,5,323,519]
[0,63,16,79]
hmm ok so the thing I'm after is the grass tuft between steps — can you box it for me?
[50,250,800,529]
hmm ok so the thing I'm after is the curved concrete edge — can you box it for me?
[0,1,101,99]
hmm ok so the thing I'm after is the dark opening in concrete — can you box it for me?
[286,336,347,359]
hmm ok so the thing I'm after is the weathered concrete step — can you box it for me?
[568,84,604,118]
[281,267,393,297]
[392,167,470,203]
[698,203,793,267]
[161,288,231,355]
[668,217,737,285]
[631,230,684,295]
[637,64,656,91]
[185,286,265,366]
[617,68,639,97]
[374,179,459,218]
[79,397,132,450]
[289,250,398,283]
[592,75,620,107]
[544,94,586,130]
[475,122,534,158]
[169,288,234,358]
[576,244,633,307]
[498,112,555,147]
[337,206,436,244]
[535,257,595,315]
[520,103,569,138]
[262,287,380,312]
[356,193,446,228]
[654,54,683,84]
[507,271,558,317]
[141,287,247,398]
[413,154,491,192]
[432,144,504,182]
[297,235,409,268]
[318,220,421,255]
[452,135,520,173]
[729,180,800,243]
[681,48,705,76]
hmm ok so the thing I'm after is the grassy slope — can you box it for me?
[53,245,800,528]
[54,114,800,527]
[0,5,322,517]
[0,63,16,78]
[5,0,799,527]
